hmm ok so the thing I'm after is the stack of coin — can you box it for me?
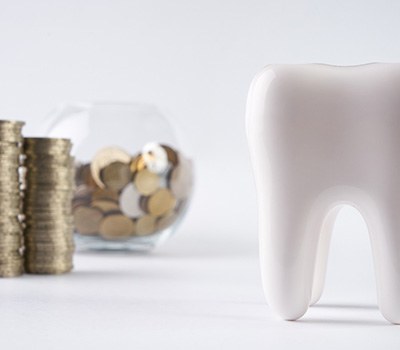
[73,143,193,241]
[23,138,75,274]
[0,120,24,277]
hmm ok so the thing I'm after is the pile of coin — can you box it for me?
[73,143,193,240]
[23,138,75,274]
[0,120,24,277]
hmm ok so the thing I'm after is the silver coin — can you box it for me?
[120,183,145,218]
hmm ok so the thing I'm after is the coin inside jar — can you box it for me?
[120,183,145,217]
[135,215,156,236]
[146,188,176,217]
[91,200,120,213]
[76,163,99,189]
[73,206,103,235]
[92,188,119,202]
[70,142,192,247]
[134,169,160,195]
[100,161,131,192]
[99,214,135,239]
[90,146,131,188]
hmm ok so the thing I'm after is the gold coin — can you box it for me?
[24,145,72,155]
[24,245,73,253]
[0,268,23,277]
[25,156,74,166]
[73,206,103,235]
[24,207,72,215]
[22,136,74,276]
[25,264,73,275]
[0,140,21,146]
[25,165,74,173]
[0,217,22,226]
[24,215,74,223]
[24,202,73,210]
[146,188,177,217]
[134,169,160,195]
[91,200,120,213]
[74,185,93,199]
[92,188,119,202]
[75,163,99,189]
[24,219,71,229]
[24,222,73,231]
[25,184,75,192]
[156,212,179,231]
[0,208,21,215]
[24,150,72,158]
[0,184,21,191]
[99,214,135,239]
[0,155,21,163]
[24,234,74,242]
[0,197,21,205]
[130,154,146,174]
[0,234,22,245]
[24,230,73,237]
[24,257,71,264]
[100,161,132,192]
[135,215,156,236]
[25,247,75,255]
[24,239,72,247]
[25,256,73,264]
[25,178,73,186]
[0,148,22,156]
[24,150,72,159]
[73,197,91,209]
[24,137,71,147]
[24,253,73,260]
[26,179,74,187]
[24,193,73,202]
[25,165,75,175]
[0,133,23,141]
[0,120,24,128]
[90,146,131,188]
[0,258,23,266]
[0,224,23,231]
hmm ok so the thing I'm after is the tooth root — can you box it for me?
[260,189,320,321]
[310,207,341,306]
[369,204,400,324]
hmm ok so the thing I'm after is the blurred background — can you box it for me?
[1,0,400,347]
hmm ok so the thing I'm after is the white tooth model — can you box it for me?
[246,64,400,324]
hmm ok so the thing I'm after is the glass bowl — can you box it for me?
[42,102,194,251]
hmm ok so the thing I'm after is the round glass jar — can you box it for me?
[42,102,194,251]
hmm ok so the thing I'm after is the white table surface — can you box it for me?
[1,226,399,350]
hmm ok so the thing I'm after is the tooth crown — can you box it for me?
[246,63,400,324]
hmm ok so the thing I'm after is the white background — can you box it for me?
[0,1,400,349]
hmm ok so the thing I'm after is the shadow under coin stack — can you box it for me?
[0,121,24,277]
[23,138,75,274]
